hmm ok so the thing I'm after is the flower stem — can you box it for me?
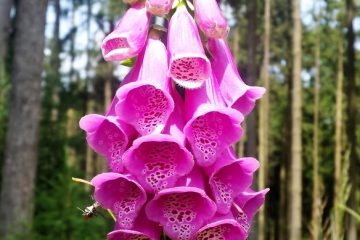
[71,177,93,186]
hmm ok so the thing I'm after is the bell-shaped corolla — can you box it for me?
[102,3,150,62]
[184,75,244,167]
[123,86,193,193]
[79,114,135,173]
[194,214,246,240]
[115,30,174,136]
[146,186,217,240]
[231,188,269,236]
[207,38,266,116]
[193,0,229,39]
[108,209,161,240]
[91,173,147,229]
[123,134,194,193]
[79,57,142,173]
[146,0,175,16]
[167,3,211,89]
[204,148,259,214]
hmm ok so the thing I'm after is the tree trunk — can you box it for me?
[85,0,95,188]
[0,0,47,238]
[345,0,358,239]
[258,0,271,239]
[311,12,321,239]
[288,0,302,239]
[245,0,258,158]
[333,31,344,240]
[50,0,61,122]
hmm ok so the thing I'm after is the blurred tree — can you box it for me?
[258,0,271,239]
[288,0,303,239]
[245,0,259,158]
[0,0,48,238]
[334,25,345,240]
[345,0,358,239]
[310,6,322,239]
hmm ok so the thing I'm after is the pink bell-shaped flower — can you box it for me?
[146,0,175,16]
[123,87,194,193]
[79,55,142,172]
[108,209,162,240]
[231,188,269,236]
[207,38,266,116]
[184,75,244,167]
[123,134,194,193]
[194,214,246,240]
[115,30,175,136]
[204,148,259,214]
[167,3,211,89]
[193,0,229,39]
[146,186,217,240]
[102,3,150,62]
[79,114,136,173]
[91,173,147,229]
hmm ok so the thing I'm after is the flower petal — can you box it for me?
[194,0,229,39]
[79,115,136,172]
[207,38,265,116]
[123,134,194,193]
[102,3,150,62]
[115,34,174,135]
[194,218,246,240]
[168,5,211,89]
[146,187,217,240]
[91,173,147,229]
[146,0,175,16]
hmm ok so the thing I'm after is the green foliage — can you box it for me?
[32,170,112,240]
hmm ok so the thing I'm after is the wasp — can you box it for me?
[77,201,101,220]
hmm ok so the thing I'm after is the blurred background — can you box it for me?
[0,0,359,239]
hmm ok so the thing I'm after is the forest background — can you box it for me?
[0,0,359,239]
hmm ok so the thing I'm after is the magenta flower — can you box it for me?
[205,148,259,214]
[193,0,229,39]
[123,134,194,193]
[115,31,175,135]
[79,0,269,238]
[79,114,135,172]
[91,173,147,229]
[167,4,211,89]
[102,3,150,62]
[231,188,270,236]
[184,76,244,167]
[207,38,266,116]
[194,216,246,240]
[108,209,161,240]
[146,0,175,16]
[146,187,217,240]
